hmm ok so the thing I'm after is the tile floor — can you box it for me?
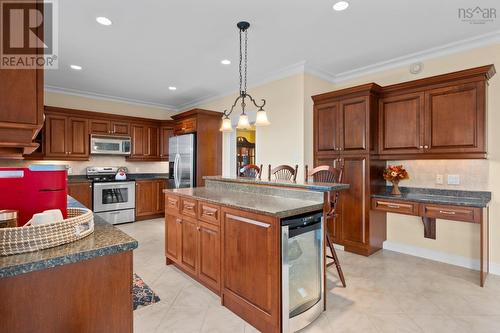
[118,219,500,333]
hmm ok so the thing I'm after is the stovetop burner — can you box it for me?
[86,166,131,183]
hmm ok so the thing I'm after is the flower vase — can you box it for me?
[391,181,401,195]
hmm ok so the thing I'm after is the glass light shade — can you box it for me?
[237,114,251,129]
[255,109,270,126]
[220,117,233,132]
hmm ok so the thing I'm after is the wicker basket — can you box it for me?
[0,208,94,256]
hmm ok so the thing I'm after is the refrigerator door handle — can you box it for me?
[174,153,181,188]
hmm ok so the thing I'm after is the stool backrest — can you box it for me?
[268,164,298,181]
[239,164,263,179]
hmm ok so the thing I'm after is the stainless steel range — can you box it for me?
[281,211,324,333]
[86,167,135,225]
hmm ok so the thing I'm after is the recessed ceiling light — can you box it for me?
[168,86,177,91]
[221,59,231,65]
[333,1,349,11]
[70,64,82,70]
[96,16,112,26]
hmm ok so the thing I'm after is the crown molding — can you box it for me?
[44,85,178,111]
[332,29,500,83]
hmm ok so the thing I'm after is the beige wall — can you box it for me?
[45,91,177,120]
[200,74,306,179]
[196,43,500,272]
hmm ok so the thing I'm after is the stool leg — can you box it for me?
[326,232,346,288]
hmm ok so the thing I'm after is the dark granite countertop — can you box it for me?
[372,186,491,208]
[0,197,138,279]
[164,187,324,218]
[128,173,170,181]
[68,173,169,183]
[203,176,349,192]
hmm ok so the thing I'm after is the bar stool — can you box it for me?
[268,164,298,181]
[239,164,263,179]
[305,162,346,288]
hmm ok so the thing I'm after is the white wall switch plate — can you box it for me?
[447,174,460,185]
[436,174,444,185]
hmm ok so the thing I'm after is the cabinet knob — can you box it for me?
[424,145,429,149]
[176,219,182,224]
[68,152,72,155]
[419,145,423,149]
[197,226,201,231]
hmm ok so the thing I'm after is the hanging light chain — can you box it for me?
[239,27,243,95]
[244,29,248,94]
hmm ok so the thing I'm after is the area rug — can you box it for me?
[133,273,161,310]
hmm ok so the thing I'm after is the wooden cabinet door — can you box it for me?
[314,102,339,153]
[135,180,155,217]
[165,213,182,263]
[221,208,279,333]
[145,125,160,158]
[180,215,199,275]
[111,121,130,135]
[160,127,173,160]
[45,114,68,158]
[155,180,166,214]
[90,120,111,134]
[198,221,221,293]
[379,92,425,155]
[338,156,368,247]
[67,182,92,209]
[424,82,485,154]
[67,117,89,158]
[339,96,368,154]
[130,124,145,157]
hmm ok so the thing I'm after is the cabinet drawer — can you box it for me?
[422,204,479,223]
[166,195,180,213]
[198,201,220,225]
[371,199,419,215]
[181,198,198,217]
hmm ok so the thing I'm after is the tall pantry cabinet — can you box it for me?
[313,84,387,256]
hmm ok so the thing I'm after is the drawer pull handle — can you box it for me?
[387,204,400,209]
[204,210,216,216]
[439,210,456,215]
[184,203,195,210]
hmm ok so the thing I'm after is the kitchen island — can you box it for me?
[0,197,138,333]
[164,176,348,333]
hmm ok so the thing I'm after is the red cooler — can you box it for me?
[0,165,67,226]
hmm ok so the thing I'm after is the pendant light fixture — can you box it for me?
[220,21,270,132]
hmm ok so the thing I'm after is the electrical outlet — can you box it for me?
[435,174,444,185]
[447,174,460,185]
[67,166,73,175]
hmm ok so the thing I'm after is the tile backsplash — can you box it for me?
[387,160,489,191]
[0,156,169,175]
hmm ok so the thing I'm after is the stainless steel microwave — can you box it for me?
[90,135,131,155]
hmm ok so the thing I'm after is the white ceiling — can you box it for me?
[45,0,500,111]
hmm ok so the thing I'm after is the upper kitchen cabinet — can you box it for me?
[313,83,382,157]
[378,65,495,159]
[171,109,222,186]
[160,123,174,160]
[0,1,44,158]
[44,112,89,160]
[128,123,160,161]
[90,119,130,135]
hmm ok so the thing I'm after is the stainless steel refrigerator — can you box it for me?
[169,133,196,188]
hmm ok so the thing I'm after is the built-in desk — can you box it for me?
[371,187,491,287]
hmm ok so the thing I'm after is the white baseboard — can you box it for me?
[383,240,500,276]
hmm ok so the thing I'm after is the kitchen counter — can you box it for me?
[203,175,349,192]
[372,186,491,208]
[165,187,324,218]
[0,196,138,278]
[68,173,169,183]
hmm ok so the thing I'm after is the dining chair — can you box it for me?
[239,164,263,179]
[268,164,298,182]
[305,161,346,288]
